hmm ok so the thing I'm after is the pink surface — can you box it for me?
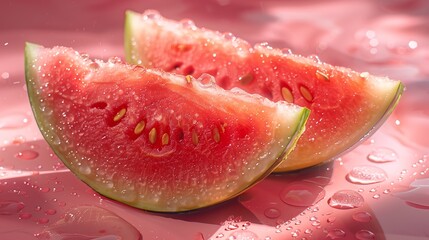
[1,0,428,239]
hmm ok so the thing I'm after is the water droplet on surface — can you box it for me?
[367,147,398,163]
[15,149,39,160]
[35,206,141,240]
[328,190,364,209]
[352,211,372,222]
[346,166,387,184]
[280,181,325,207]
[326,229,346,239]
[228,230,259,240]
[264,207,281,219]
[0,201,25,215]
[45,209,57,215]
[355,230,375,240]
[1,72,10,79]
[0,114,30,129]
[18,212,32,219]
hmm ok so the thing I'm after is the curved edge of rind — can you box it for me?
[275,80,404,172]
[124,10,140,65]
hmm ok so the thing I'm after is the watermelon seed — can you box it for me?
[183,65,195,75]
[134,120,146,135]
[113,108,127,122]
[281,87,294,103]
[192,129,199,146]
[185,75,193,84]
[299,86,313,102]
[220,123,227,133]
[172,43,192,52]
[239,72,254,85]
[213,128,221,143]
[162,133,169,145]
[315,70,330,81]
[149,128,157,144]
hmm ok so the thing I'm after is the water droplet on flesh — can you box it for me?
[142,10,161,20]
[280,181,325,207]
[328,190,364,209]
[15,149,39,160]
[197,73,216,87]
[367,147,398,163]
[180,19,196,29]
[346,166,387,184]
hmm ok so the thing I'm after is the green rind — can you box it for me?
[24,43,311,212]
[124,10,141,65]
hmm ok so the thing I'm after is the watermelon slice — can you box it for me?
[124,10,404,171]
[24,43,309,212]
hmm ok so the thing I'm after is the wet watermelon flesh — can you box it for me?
[25,43,309,212]
[125,10,404,171]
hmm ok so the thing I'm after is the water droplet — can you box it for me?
[142,10,161,20]
[355,230,375,240]
[18,212,32,219]
[372,194,380,199]
[228,230,259,240]
[280,181,325,207]
[35,206,141,239]
[108,56,122,64]
[346,166,387,184]
[308,54,321,64]
[264,207,281,219]
[45,209,57,215]
[1,72,10,79]
[0,113,30,129]
[281,48,293,55]
[37,217,50,224]
[223,32,236,40]
[327,216,336,223]
[216,233,224,238]
[352,211,372,223]
[197,73,216,87]
[328,190,364,209]
[326,229,346,239]
[89,62,100,70]
[15,149,39,160]
[180,19,196,29]
[0,201,25,215]
[367,147,398,163]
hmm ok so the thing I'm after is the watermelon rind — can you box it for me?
[24,42,310,212]
[124,10,404,172]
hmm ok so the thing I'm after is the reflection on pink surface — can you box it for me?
[0,0,428,239]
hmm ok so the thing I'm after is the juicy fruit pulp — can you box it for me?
[24,43,309,212]
[124,10,404,171]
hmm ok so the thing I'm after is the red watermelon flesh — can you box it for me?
[124,10,404,171]
[24,43,309,212]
